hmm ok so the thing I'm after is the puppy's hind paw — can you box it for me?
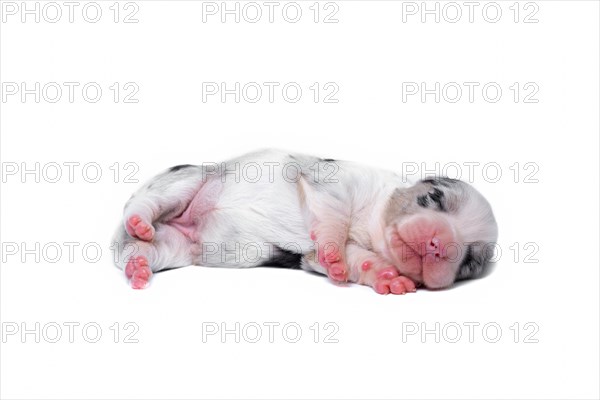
[125,255,153,289]
[328,262,348,282]
[125,215,155,242]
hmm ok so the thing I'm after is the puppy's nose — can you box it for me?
[425,237,441,258]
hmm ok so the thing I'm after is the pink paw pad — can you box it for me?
[373,268,417,295]
[325,251,340,264]
[126,215,155,241]
[361,261,372,272]
[377,266,399,280]
[389,276,416,294]
[374,280,391,295]
[125,255,152,289]
[328,263,348,282]
[318,246,341,268]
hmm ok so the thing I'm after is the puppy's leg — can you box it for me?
[344,244,418,295]
[113,223,194,289]
[309,219,351,282]
[123,165,205,242]
[299,179,351,282]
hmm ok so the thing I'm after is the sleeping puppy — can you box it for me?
[112,149,498,294]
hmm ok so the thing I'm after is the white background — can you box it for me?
[1,1,599,399]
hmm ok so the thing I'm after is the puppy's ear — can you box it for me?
[417,177,465,213]
[420,177,461,187]
[384,179,455,224]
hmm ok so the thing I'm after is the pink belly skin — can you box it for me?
[167,179,223,242]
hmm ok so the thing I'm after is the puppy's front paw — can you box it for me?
[312,231,348,282]
[125,215,155,242]
[372,266,417,295]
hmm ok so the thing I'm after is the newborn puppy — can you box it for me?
[112,149,498,294]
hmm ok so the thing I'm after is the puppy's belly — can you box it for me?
[166,178,312,268]
[166,178,223,242]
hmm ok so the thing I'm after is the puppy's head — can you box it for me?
[383,178,498,289]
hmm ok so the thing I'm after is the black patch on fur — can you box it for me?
[421,177,459,187]
[322,158,335,162]
[457,242,493,281]
[458,245,474,278]
[169,164,194,173]
[417,195,429,208]
[261,246,302,269]
[428,188,446,212]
